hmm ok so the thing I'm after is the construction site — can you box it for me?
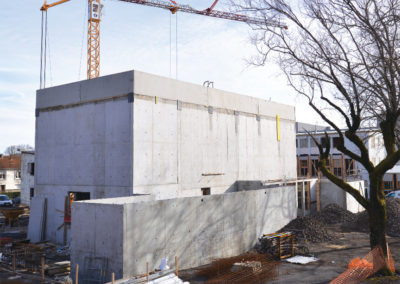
[1,0,400,283]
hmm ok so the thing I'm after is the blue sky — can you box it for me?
[0,0,322,153]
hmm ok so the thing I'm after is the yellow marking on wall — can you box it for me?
[276,115,281,141]
[155,96,158,104]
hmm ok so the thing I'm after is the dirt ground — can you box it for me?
[180,225,400,283]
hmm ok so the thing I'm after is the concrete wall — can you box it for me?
[71,186,296,281]
[33,70,296,243]
[21,152,35,205]
[320,179,365,213]
[133,74,296,197]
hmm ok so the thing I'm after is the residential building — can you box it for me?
[0,155,21,193]
[21,151,35,205]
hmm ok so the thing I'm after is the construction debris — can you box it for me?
[194,253,277,284]
[284,256,318,265]
[45,260,71,277]
[343,198,400,236]
[279,215,333,243]
[313,203,357,225]
[255,232,295,259]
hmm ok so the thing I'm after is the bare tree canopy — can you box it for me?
[4,145,34,155]
[233,0,400,271]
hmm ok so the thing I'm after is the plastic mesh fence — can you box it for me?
[330,245,395,284]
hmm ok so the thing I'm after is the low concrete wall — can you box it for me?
[71,186,296,281]
[320,179,365,213]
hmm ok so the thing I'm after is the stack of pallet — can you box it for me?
[45,260,70,277]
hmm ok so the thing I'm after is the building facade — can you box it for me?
[30,70,297,243]
[0,155,21,193]
[21,151,35,205]
[296,123,386,196]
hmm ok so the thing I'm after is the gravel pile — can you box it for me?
[314,203,357,225]
[343,198,400,236]
[279,215,333,243]
[386,198,400,236]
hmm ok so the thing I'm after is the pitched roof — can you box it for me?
[0,155,21,170]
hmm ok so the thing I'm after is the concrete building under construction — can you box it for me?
[28,70,298,280]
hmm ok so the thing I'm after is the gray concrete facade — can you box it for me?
[31,70,296,243]
[71,185,296,281]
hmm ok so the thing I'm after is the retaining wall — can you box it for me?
[71,186,296,281]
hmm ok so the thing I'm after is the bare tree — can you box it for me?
[4,145,34,155]
[233,0,400,272]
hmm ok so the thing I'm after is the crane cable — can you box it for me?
[78,0,88,80]
[176,12,178,79]
[47,13,53,87]
[40,11,44,89]
[169,13,172,77]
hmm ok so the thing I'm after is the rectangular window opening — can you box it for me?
[201,188,211,196]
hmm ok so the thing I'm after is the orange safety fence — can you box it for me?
[330,245,395,284]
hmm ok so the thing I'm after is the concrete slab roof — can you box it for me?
[37,70,295,120]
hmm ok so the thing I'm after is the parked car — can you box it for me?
[0,195,13,207]
[12,197,20,205]
[386,191,400,199]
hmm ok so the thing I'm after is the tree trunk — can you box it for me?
[368,180,392,275]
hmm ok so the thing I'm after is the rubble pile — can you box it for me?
[343,198,400,236]
[279,216,333,243]
[386,198,400,236]
[314,204,357,225]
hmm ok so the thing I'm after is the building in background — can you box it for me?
[296,122,386,197]
[0,155,21,193]
[21,151,35,205]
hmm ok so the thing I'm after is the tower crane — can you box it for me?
[86,0,287,80]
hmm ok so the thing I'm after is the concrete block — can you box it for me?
[27,197,46,243]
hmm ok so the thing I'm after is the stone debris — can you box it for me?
[344,198,400,236]
[279,215,333,243]
[313,203,357,225]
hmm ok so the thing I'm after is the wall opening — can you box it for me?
[201,188,210,196]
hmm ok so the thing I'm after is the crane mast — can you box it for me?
[88,0,101,79]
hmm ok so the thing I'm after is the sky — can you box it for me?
[0,0,324,153]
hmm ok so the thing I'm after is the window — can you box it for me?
[201,188,210,196]
[333,137,341,148]
[310,138,317,148]
[311,159,319,177]
[15,170,21,179]
[30,188,34,199]
[384,181,393,190]
[0,172,5,180]
[299,138,308,149]
[300,160,308,177]
[28,163,34,176]
[345,159,355,176]
[333,159,342,177]
[0,185,5,192]
[320,137,329,148]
